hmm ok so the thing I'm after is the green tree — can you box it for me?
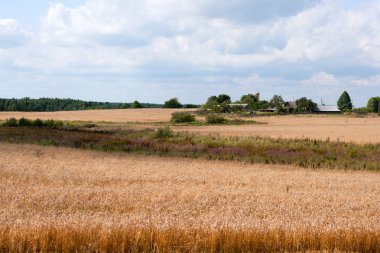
[367,97,380,113]
[240,93,260,110]
[217,94,231,104]
[296,97,317,113]
[131,100,144,109]
[163,98,183,108]
[269,95,285,113]
[337,91,353,111]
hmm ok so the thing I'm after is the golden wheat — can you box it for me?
[1,110,380,143]
[173,114,380,144]
[0,108,193,123]
[1,143,379,230]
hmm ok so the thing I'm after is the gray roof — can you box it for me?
[229,103,249,107]
[316,105,340,112]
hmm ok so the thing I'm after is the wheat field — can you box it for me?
[1,143,380,251]
[1,143,380,230]
[1,109,380,143]
[174,115,380,144]
[0,109,193,123]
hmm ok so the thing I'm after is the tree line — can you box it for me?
[0,92,378,113]
[0,98,162,112]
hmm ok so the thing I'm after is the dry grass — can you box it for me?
[174,114,380,144]
[1,143,380,251]
[1,109,380,143]
[0,108,194,123]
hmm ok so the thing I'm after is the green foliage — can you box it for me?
[269,95,285,112]
[3,118,18,127]
[240,93,260,110]
[296,97,317,113]
[205,114,227,124]
[217,94,231,104]
[0,97,132,112]
[367,97,380,113]
[154,126,173,139]
[171,112,196,123]
[18,117,33,126]
[203,94,232,113]
[2,118,64,128]
[131,100,145,109]
[163,98,183,108]
[337,91,353,111]
[183,104,199,108]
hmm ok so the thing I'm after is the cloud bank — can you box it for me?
[0,0,380,105]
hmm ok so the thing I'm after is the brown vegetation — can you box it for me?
[174,114,380,144]
[1,126,379,170]
[1,143,380,251]
[1,110,379,143]
[0,109,194,123]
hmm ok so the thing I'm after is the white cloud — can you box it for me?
[0,0,380,106]
[0,18,30,48]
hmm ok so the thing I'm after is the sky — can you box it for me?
[0,0,379,106]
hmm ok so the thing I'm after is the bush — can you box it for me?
[18,117,33,126]
[205,114,227,124]
[163,98,182,108]
[2,118,64,128]
[154,126,173,139]
[43,119,64,127]
[33,119,44,127]
[3,118,18,127]
[171,112,196,123]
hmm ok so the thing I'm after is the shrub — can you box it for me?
[3,118,18,127]
[43,119,64,127]
[163,98,182,108]
[33,119,44,127]
[1,118,65,128]
[206,114,227,124]
[155,126,173,139]
[171,112,196,123]
[18,117,33,126]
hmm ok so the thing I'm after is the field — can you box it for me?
[0,109,188,123]
[1,109,380,143]
[1,143,380,251]
[1,110,380,251]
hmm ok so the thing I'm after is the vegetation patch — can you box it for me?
[2,118,64,128]
[0,227,378,253]
[0,125,379,171]
[170,112,196,123]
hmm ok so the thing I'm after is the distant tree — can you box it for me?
[296,97,317,113]
[217,94,231,104]
[337,91,353,111]
[163,98,183,108]
[206,96,218,105]
[183,104,199,108]
[202,94,231,112]
[258,100,270,110]
[367,97,380,113]
[131,100,144,109]
[240,93,260,110]
[269,95,285,112]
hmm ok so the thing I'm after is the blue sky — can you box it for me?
[0,0,379,106]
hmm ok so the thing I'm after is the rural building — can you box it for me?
[228,103,249,111]
[315,105,341,114]
[257,108,276,113]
